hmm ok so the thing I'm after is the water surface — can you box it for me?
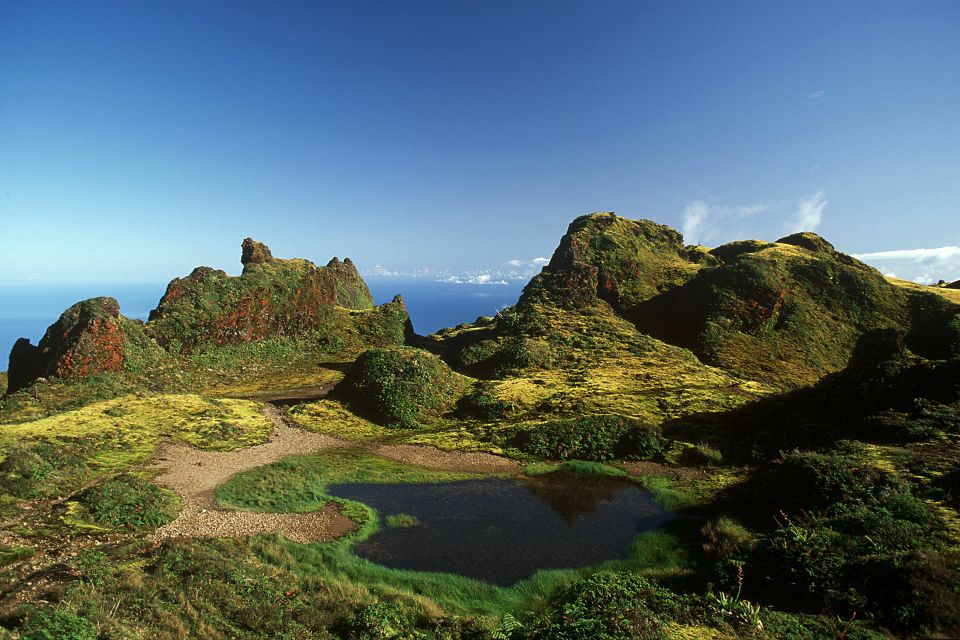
[327,472,673,585]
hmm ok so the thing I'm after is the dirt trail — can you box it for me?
[148,403,520,542]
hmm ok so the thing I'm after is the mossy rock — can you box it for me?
[523,212,704,310]
[147,239,375,351]
[339,347,466,428]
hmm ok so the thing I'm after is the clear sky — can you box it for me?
[2,0,959,285]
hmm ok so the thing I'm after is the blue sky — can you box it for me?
[1,0,959,285]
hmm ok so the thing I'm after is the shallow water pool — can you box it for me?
[327,472,674,585]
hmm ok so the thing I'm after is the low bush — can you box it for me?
[518,415,663,461]
[521,572,693,640]
[339,348,465,428]
[19,608,97,640]
[457,381,516,420]
[75,474,180,531]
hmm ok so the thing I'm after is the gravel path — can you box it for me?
[148,403,520,542]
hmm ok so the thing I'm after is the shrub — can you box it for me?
[457,381,516,420]
[524,572,687,639]
[520,415,663,461]
[76,474,180,531]
[340,348,465,428]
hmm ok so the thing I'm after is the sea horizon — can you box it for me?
[0,277,529,368]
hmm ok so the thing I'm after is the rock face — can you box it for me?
[6,297,130,394]
[240,237,273,272]
[148,239,375,351]
[526,213,704,310]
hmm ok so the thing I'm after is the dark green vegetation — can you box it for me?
[2,215,959,638]
[339,347,467,428]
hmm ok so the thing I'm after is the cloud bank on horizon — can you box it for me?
[363,256,550,286]
[853,246,960,285]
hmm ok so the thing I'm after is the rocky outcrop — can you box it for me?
[240,238,273,272]
[520,212,704,310]
[6,297,130,394]
[147,239,375,351]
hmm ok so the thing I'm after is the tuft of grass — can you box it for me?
[0,543,35,567]
[385,513,421,528]
[524,460,627,478]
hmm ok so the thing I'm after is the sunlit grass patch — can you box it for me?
[202,367,345,398]
[288,399,391,441]
[216,449,480,514]
[0,393,272,456]
[0,394,273,507]
[289,398,498,452]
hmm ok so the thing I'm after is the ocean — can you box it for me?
[0,278,529,370]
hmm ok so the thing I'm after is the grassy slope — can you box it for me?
[3,217,959,638]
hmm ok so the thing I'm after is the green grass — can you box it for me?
[216,449,481,514]
[524,460,627,478]
[250,519,698,621]
[384,513,421,528]
[0,543,35,567]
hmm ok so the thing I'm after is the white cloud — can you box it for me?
[505,256,550,268]
[679,200,771,246]
[681,201,710,245]
[852,247,960,261]
[785,191,827,234]
[808,90,825,99]
[439,272,509,286]
[853,246,960,284]
[364,264,400,277]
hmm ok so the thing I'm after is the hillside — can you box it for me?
[434,213,959,390]
[0,218,958,639]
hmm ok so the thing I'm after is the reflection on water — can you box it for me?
[327,473,674,585]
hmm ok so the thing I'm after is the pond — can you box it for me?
[327,471,675,585]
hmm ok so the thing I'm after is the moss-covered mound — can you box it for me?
[528,212,706,310]
[5,297,172,395]
[147,238,375,351]
[339,347,466,428]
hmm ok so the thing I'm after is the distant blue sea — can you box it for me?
[0,278,528,370]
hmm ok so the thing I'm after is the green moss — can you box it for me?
[0,393,273,500]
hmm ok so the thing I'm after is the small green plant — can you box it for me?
[707,565,763,633]
[385,513,421,528]
[19,608,97,640]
